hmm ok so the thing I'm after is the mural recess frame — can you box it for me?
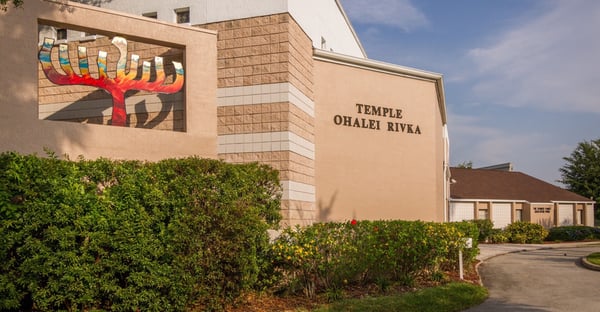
[0,0,218,160]
[37,23,187,131]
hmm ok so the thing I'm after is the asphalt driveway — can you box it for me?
[466,244,600,311]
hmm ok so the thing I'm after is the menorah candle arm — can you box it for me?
[77,46,90,77]
[112,36,129,79]
[125,54,140,80]
[58,44,75,76]
[129,61,184,93]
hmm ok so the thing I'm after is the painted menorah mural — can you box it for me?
[38,36,185,127]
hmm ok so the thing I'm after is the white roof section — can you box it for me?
[288,0,366,58]
[91,0,366,58]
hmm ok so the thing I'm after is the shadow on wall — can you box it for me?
[317,191,337,222]
[132,94,176,129]
[538,218,554,229]
[0,5,88,158]
[44,91,179,130]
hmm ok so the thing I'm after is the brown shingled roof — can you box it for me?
[450,167,593,203]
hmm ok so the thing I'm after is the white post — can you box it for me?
[459,237,472,280]
[459,249,464,280]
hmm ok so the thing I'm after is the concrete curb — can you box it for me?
[473,260,484,286]
[581,255,600,271]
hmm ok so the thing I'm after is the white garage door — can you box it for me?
[558,204,574,226]
[449,202,475,222]
[492,203,511,229]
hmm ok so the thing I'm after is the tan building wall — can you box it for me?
[513,202,525,221]
[313,52,447,222]
[450,199,593,228]
[0,0,217,160]
[529,204,554,228]
[476,202,490,220]
[199,14,316,225]
[521,203,532,223]
[1,1,450,226]
[555,202,591,226]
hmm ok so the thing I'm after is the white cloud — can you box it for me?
[466,1,600,113]
[448,114,499,139]
[340,0,429,32]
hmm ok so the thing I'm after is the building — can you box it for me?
[449,167,595,228]
[0,0,449,225]
[87,0,367,58]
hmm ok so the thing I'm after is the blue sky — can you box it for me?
[340,0,600,185]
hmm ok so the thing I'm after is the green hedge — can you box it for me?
[546,226,600,241]
[0,152,281,311]
[482,222,548,244]
[471,219,494,242]
[503,222,548,243]
[271,220,478,298]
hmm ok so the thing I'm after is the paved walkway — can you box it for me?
[476,241,600,261]
[465,241,600,311]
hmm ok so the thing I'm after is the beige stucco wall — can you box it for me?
[513,202,524,221]
[314,56,446,222]
[0,0,217,160]
[529,204,554,228]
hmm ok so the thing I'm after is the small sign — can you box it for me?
[464,237,473,249]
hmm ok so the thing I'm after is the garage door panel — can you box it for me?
[449,202,474,222]
[558,204,574,226]
[492,203,511,229]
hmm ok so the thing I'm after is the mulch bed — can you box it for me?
[225,262,481,312]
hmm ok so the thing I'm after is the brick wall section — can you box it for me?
[217,102,314,142]
[200,13,316,225]
[287,16,314,99]
[200,13,313,98]
[220,151,314,185]
[38,36,184,131]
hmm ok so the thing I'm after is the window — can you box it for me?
[534,207,551,213]
[478,209,489,220]
[175,8,190,24]
[143,12,158,19]
[577,210,584,225]
[56,28,67,40]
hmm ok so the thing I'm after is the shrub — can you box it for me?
[271,220,479,298]
[451,221,480,263]
[504,222,548,244]
[0,152,281,311]
[487,229,509,244]
[546,226,600,242]
[471,219,494,242]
